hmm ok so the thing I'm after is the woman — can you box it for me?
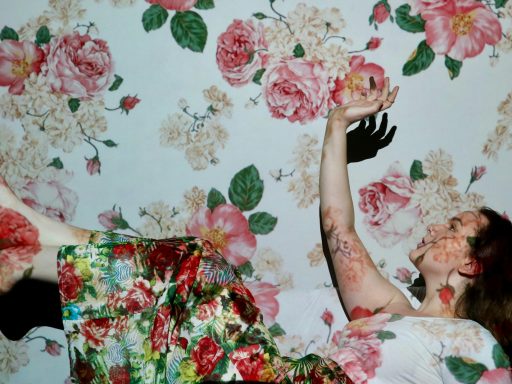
[0,78,510,383]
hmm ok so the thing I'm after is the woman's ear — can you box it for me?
[458,258,483,277]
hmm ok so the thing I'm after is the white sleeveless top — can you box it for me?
[327,313,512,384]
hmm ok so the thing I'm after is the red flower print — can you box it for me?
[80,318,111,348]
[321,309,334,326]
[175,254,201,299]
[150,305,171,353]
[98,208,129,231]
[438,284,455,305]
[0,206,41,272]
[124,277,155,313]
[74,357,96,384]
[190,336,224,376]
[86,156,101,176]
[229,345,271,381]
[109,365,131,384]
[245,281,280,325]
[196,299,219,321]
[187,204,256,267]
[112,243,136,259]
[120,95,140,114]
[0,39,45,95]
[422,0,502,61]
[350,306,373,320]
[146,0,197,11]
[148,242,181,272]
[345,313,391,338]
[261,58,333,124]
[58,261,83,302]
[330,55,385,106]
[373,2,390,24]
[216,19,268,87]
[43,32,114,99]
[367,37,383,50]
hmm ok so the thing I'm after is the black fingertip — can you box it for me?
[380,125,397,147]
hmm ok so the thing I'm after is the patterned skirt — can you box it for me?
[57,232,352,383]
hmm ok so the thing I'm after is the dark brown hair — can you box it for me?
[455,207,512,358]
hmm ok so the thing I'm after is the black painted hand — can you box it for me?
[346,112,397,163]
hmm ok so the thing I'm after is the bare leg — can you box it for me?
[0,175,91,291]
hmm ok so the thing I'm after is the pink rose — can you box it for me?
[345,313,391,338]
[191,336,225,376]
[367,37,383,50]
[321,309,334,326]
[43,32,114,99]
[422,0,502,61]
[98,209,129,230]
[0,40,45,95]
[394,267,413,284]
[146,0,197,11]
[330,55,385,105]
[20,179,78,223]
[120,95,140,113]
[124,277,155,313]
[229,345,270,382]
[44,340,62,356]
[58,261,83,302]
[186,204,256,266]
[150,305,170,352]
[471,165,486,182]
[358,162,421,248]
[373,2,390,23]
[86,156,101,175]
[196,299,219,321]
[477,368,512,384]
[245,281,280,325]
[216,19,268,87]
[262,58,332,124]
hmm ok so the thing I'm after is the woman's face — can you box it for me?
[409,211,487,274]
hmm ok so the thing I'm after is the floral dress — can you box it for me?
[57,232,351,383]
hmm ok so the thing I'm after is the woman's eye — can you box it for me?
[449,224,456,232]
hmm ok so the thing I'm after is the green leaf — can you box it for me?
[445,55,463,80]
[207,188,226,210]
[445,356,487,384]
[48,157,64,169]
[108,74,123,91]
[493,344,511,368]
[236,261,254,279]
[495,0,509,7]
[402,40,435,76]
[195,0,215,9]
[228,165,264,211]
[142,4,169,32]
[252,68,266,85]
[103,139,118,148]
[268,322,286,337]
[170,11,208,53]
[376,330,396,341]
[248,212,277,235]
[253,12,267,20]
[395,4,425,33]
[68,98,80,113]
[293,43,305,58]
[0,26,19,41]
[410,159,427,181]
[35,26,51,45]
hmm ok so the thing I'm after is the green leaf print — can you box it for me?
[248,212,277,234]
[195,0,215,10]
[410,159,427,181]
[493,343,511,369]
[395,4,425,33]
[142,5,168,32]
[445,356,487,384]
[68,98,80,113]
[402,40,435,76]
[236,261,254,279]
[293,43,305,58]
[207,188,226,210]
[48,157,64,169]
[376,330,396,341]
[108,74,124,91]
[228,165,264,211]
[252,68,266,85]
[268,322,286,337]
[170,11,208,53]
[0,26,19,41]
[445,56,463,80]
[35,26,51,46]
[495,0,509,7]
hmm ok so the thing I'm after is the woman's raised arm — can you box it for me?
[320,78,412,318]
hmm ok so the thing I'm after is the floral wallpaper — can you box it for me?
[1,0,512,381]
